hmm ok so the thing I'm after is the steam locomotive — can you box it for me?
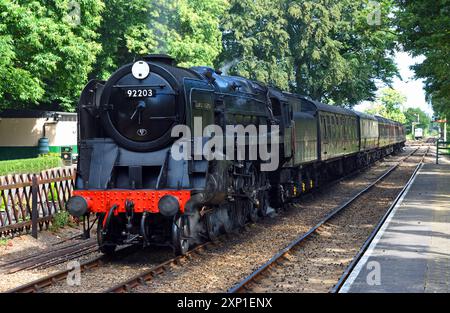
[67,54,405,255]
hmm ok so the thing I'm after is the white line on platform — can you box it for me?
[339,163,424,293]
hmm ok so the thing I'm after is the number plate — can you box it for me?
[124,88,156,98]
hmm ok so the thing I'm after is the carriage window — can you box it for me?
[328,117,332,139]
[343,118,347,139]
[321,116,326,139]
[326,116,330,139]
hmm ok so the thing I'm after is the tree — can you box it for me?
[89,0,158,80]
[365,88,407,123]
[158,0,228,67]
[404,107,431,133]
[396,0,450,119]
[0,0,104,110]
[91,0,227,79]
[219,0,398,106]
[219,0,292,90]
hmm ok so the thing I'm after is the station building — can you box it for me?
[0,109,77,161]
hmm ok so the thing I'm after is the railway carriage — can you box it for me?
[357,112,379,151]
[67,55,406,256]
[376,116,404,155]
[314,101,359,161]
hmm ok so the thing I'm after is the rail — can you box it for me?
[227,146,427,293]
[330,162,423,293]
[0,167,76,236]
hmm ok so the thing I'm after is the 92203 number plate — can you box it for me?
[124,88,156,98]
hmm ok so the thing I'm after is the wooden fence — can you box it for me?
[436,140,450,164]
[0,167,76,236]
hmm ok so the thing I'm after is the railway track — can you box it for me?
[5,245,138,293]
[6,146,427,293]
[103,146,428,293]
[227,145,429,293]
[0,239,98,274]
[330,163,423,293]
[104,242,216,293]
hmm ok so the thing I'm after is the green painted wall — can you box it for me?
[0,147,39,161]
[0,145,78,161]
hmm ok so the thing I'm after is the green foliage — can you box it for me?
[47,182,59,202]
[50,210,72,232]
[90,0,157,80]
[91,0,227,79]
[3,0,437,112]
[0,155,61,176]
[365,88,407,123]
[396,0,450,119]
[219,0,398,105]
[0,238,9,246]
[160,0,228,67]
[404,107,431,133]
[0,197,5,212]
[220,0,291,89]
[0,0,104,111]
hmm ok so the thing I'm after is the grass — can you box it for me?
[49,210,73,232]
[0,154,61,176]
[47,182,59,202]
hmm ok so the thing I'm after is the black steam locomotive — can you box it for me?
[67,54,405,255]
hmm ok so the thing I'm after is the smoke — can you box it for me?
[219,59,239,75]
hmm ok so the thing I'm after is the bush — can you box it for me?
[0,155,61,176]
[50,210,73,232]
[47,182,59,202]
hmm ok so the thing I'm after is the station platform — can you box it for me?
[340,163,450,293]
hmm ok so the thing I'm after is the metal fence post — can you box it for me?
[31,175,38,239]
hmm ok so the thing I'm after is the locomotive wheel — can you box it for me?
[172,215,190,255]
[222,209,233,234]
[258,190,269,218]
[206,213,220,242]
[248,200,259,223]
[269,185,285,209]
[235,202,247,228]
[97,215,117,256]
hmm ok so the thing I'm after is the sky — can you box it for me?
[354,51,434,117]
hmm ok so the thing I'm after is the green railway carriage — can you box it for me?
[356,112,379,151]
[376,116,397,147]
[313,101,359,161]
[395,121,406,144]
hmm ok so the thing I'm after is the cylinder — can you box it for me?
[38,137,49,155]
